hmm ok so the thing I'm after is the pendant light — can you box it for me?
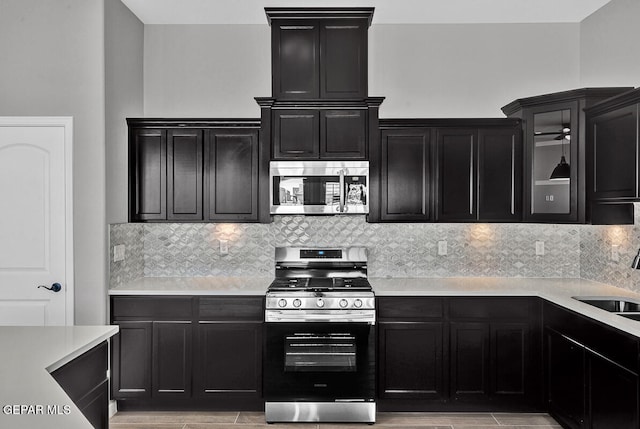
[550,111,570,180]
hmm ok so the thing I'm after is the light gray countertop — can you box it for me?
[0,325,119,429]
[110,276,640,337]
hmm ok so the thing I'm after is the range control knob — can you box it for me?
[353,299,363,308]
[293,298,302,308]
[316,298,325,308]
[339,299,349,308]
[278,299,287,308]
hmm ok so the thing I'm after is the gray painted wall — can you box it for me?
[106,0,144,225]
[143,22,581,118]
[0,0,107,325]
[580,0,640,87]
[143,24,270,118]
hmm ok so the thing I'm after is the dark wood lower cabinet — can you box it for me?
[378,322,445,404]
[195,322,262,409]
[544,302,640,429]
[111,295,263,411]
[450,322,490,403]
[51,342,109,429]
[546,329,586,429]
[377,296,541,412]
[152,321,192,398]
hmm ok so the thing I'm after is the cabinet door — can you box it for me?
[273,110,320,159]
[205,129,259,221]
[525,102,579,222]
[272,22,319,99]
[152,321,193,398]
[319,20,367,99]
[378,322,445,402]
[320,109,366,159]
[195,322,262,399]
[546,330,585,429]
[478,127,522,221]
[167,129,203,221]
[380,129,432,221]
[591,104,639,200]
[491,322,528,399]
[437,128,477,221]
[111,321,152,399]
[588,351,639,429]
[130,129,166,221]
[450,322,490,403]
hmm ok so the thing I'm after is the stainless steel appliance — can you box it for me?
[264,247,375,424]
[270,161,369,215]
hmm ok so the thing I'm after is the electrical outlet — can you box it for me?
[219,240,229,255]
[611,245,620,262]
[437,240,448,256]
[113,244,125,262]
[535,241,545,256]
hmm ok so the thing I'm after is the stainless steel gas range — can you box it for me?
[264,247,376,424]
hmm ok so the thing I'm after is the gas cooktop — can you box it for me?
[268,277,372,292]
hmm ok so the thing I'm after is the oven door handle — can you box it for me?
[266,312,375,324]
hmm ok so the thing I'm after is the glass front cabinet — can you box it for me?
[502,88,632,223]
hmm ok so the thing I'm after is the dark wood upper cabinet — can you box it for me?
[320,109,367,158]
[435,122,521,222]
[266,9,373,100]
[128,119,266,223]
[129,128,166,221]
[205,129,260,221]
[379,128,432,221]
[273,109,320,158]
[373,119,520,223]
[502,87,632,224]
[319,20,367,99]
[584,89,640,226]
[477,126,522,221]
[167,129,203,221]
[263,101,378,160]
[272,23,319,99]
[437,128,477,222]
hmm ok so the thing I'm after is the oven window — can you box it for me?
[284,332,356,372]
[274,176,340,206]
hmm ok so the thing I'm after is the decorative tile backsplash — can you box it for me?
[111,216,588,287]
[110,206,640,293]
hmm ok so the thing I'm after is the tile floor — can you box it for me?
[110,411,561,429]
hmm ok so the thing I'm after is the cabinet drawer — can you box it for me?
[377,297,444,321]
[199,297,264,321]
[449,297,534,320]
[51,342,108,403]
[111,296,193,321]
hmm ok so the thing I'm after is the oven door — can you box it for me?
[270,161,369,215]
[264,322,375,401]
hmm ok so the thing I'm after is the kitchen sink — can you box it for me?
[572,296,640,312]
[620,313,640,321]
[573,296,640,322]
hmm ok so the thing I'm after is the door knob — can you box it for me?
[38,283,62,292]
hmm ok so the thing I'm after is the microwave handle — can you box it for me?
[339,169,345,213]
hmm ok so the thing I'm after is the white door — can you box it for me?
[0,117,73,326]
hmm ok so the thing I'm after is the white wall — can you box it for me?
[143,22,581,118]
[105,0,144,224]
[0,0,107,324]
[580,0,640,87]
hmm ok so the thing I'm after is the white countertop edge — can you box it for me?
[45,326,119,373]
[108,288,266,296]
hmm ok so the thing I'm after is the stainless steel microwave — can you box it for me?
[270,161,369,215]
